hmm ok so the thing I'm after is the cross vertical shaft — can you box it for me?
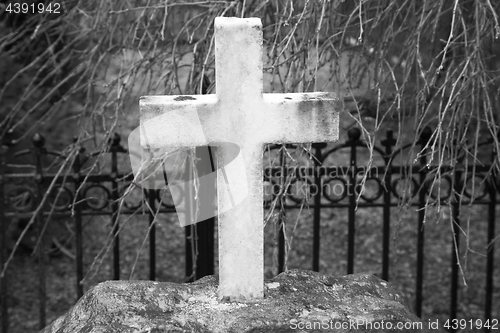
[214,18,264,300]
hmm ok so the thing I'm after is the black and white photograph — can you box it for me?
[1,0,499,332]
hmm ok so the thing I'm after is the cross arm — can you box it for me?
[139,94,220,149]
[260,92,340,144]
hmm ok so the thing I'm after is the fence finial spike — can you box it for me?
[32,133,45,147]
[382,130,396,147]
[347,127,361,142]
[109,133,121,147]
[418,127,432,145]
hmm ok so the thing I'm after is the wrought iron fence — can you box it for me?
[0,127,498,333]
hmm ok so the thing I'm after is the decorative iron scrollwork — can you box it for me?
[6,185,35,212]
[83,184,110,210]
[48,186,73,211]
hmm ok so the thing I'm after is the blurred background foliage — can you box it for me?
[1,0,498,164]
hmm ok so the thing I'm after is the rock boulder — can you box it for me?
[41,270,421,332]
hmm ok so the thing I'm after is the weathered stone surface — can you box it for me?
[41,270,421,333]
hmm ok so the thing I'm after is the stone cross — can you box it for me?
[138,17,339,301]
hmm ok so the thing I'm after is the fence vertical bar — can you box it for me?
[147,188,156,281]
[312,143,326,272]
[277,217,285,273]
[416,175,425,317]
[190,219,214,280]
[347,128,360,274]
[185,146,215,281]
[110,134,121,280]
[0,138,9,333]
[32,134,46,330]
[485,170,496,332]
[416,127,431,318]
[277,147,286,273]
[200,146,215,279]
[381,131,395,281]
[185,224,195,281]
[450,169,461,331]
[72,140,84,299]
